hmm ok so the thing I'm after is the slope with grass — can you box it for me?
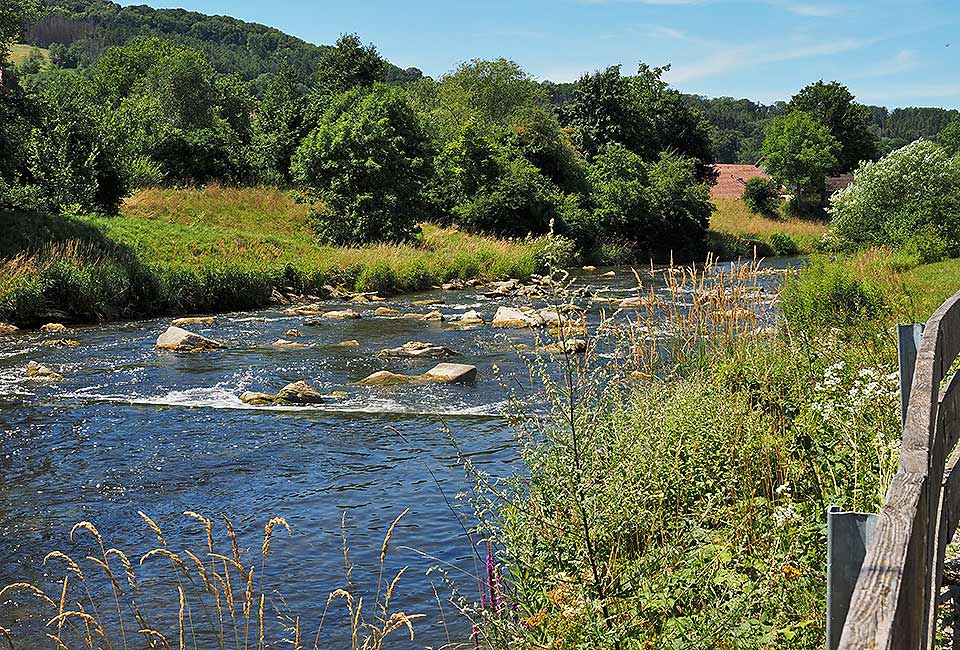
[7,43,50,66]
[0,186,557,326]
[708,197,828,256]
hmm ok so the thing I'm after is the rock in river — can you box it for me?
[171,316,215,326]
[492,306,540,328]
[240,391,275,405]
[379,341,456,358]
[155,326,225,352]
[275,381,325,404]
[273,339,307,348]
[25,360,63,380]
[40,323,68,333]
[457,310,484,325]
[374,307,400,315]
[358,362,478,386]
[322,309,361,320]
[422,362,477,384]
[285,329,303,337]
[0,323,18,336]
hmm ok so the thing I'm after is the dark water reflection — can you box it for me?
[0,262,794,648]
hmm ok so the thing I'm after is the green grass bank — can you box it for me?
[0,186,557,326]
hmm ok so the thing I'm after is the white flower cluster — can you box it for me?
[810,360,899,421]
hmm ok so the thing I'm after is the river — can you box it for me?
[0,261,793,649]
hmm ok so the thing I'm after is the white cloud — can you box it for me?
[778,2,842,17]
[664,37,869,83]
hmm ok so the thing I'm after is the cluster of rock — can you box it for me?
[379,341,456,358]
[25,360,63,380]
[358,362,477,386]
[240,380,327,406]
[156,326,226,352]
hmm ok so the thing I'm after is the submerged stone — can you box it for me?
[357,370,413,386]
[273,339,307,348]
[285,329,303,337]
[422,362,477,384]
[541,338,587,354]
[412,298,444,306]
[25,360,63,380]
[40,323,68,333]
[321,309,361,320]
[0,323,18,336]
[240,391,275,405]
[171,316,215,326]
[374,307,401,315]
[44,338,80,347]
[457,310,484,325]
[156,326,225,352]
[332,339,361,347]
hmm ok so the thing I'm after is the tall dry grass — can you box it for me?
[0,512,421,650]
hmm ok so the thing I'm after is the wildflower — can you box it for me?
[774,482,791,496]
[782,564,802,580]
[521,608,548,629]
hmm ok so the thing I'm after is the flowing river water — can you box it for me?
[0,262,795,648]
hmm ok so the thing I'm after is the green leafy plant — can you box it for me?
[742,176,781,217]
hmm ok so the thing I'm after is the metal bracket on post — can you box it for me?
[898,323,924,428]
[826,506,879,650]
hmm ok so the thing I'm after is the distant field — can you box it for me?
[8,43,51,67]
[709,198,828,254]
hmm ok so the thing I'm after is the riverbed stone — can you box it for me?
[25,361,63,380]
[424,310,444,321]
[44,338,81,347]
[0,323,18,336]
[40,323,68,333]
[322,309,361,320]
[374,307,401,315]
[273,339,307,348]
[582,265,597,272]
[357,370,412,386]
[492,306,540,328]
[483,279,520,297]
[457,310,484,325]
[332,339,360,347]
[171,316,215,327]
[285,329,302,337]
[156,326,225,352]
[240,391,275,405]
[619,296,654,308]
[441,280,465,290]
[412,298,444,306]
[284,303,325,316]
[422,362,477,384]
[275,381,325,404]
[379,341,456,358]
[600,270,616,277]
[542,338,587,354]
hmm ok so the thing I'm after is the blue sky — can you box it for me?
[124,0,960,108]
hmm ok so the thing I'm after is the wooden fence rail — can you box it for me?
[839,289,960,649]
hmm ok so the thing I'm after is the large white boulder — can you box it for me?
[379,341,456,358]
[155,326,225,352]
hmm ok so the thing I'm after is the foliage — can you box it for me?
[938,117,960,156]
[562,64,716,182]
[761,111,839,200]
[246,61,306,185]
[588,144,712,257]
[292,84,434,245]
[471,259,900,649]
[742,176,781,217]
[0,0,37,62]
[769,232,799,256]
[830,139,960,256]
[787,80,878,173]
[312,32,386,98]
[780,255,888,332]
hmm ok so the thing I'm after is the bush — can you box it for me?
[769,232,799,256]
[830,139,960,254]
[742,176,781,217]
[292,84,435,245]
[780,255,889,333]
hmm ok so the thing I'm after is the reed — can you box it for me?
[0,512,420,650]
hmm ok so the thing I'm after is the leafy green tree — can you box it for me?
[247,61,306,184]
[588,144,711,255]
[435,122,562,237]
[761,111,839,200]
[25,72,126,213]
[563,64,715,181]
[787,81,878,173]
[830,139,960,256]
[0,0,37,63]
[313,33,386,98]
[938,117,960,157]
[292,84,434,245]
[742,177,781,217]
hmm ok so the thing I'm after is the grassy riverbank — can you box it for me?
[708,198,829,256]
[474,250,956,648]
[0,187,558,326]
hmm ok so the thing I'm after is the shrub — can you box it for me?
[292,84,435,245]
[780,255,889,333]
[830,139,960,255]
[742,176,781,217]
[769,232,799,256]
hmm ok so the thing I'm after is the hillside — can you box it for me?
[22,0,423,85]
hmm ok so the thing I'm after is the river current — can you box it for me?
[0,262,793,648]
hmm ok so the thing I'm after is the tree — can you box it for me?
[435,121,562,237]
[588,144,711,255]
[291,84,434,245]
[830,139,960,257]
[761,111,839,201]
[787,81,878,173]
[247,61,306,184]
[741,177,781,217]
[938,117,960,157]
[563,64,716,181]
[313,33,385,98]
[0,0,37,63]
